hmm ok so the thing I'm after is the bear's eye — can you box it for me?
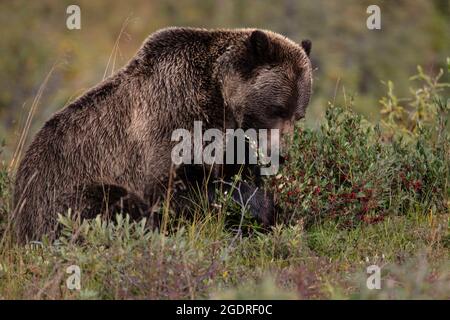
[294,113,305,121]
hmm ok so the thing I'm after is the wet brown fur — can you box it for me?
[13,27,312,243]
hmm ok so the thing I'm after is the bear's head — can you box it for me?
[217,29,312,145]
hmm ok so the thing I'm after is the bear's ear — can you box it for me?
[247,30,271,59]
[301,39,312,57]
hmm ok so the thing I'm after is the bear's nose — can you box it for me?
[282,121,294,137]
[279,121,294,155]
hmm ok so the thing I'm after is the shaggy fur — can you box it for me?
[13,27,312,242]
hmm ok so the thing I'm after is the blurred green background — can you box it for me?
[0,0,449,160]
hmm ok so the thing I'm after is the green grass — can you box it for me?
[0,209,447,299]
[0,63,448,300]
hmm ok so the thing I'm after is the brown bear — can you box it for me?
[12,27,313,243]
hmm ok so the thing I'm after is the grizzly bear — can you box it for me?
[13,27,312,243]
